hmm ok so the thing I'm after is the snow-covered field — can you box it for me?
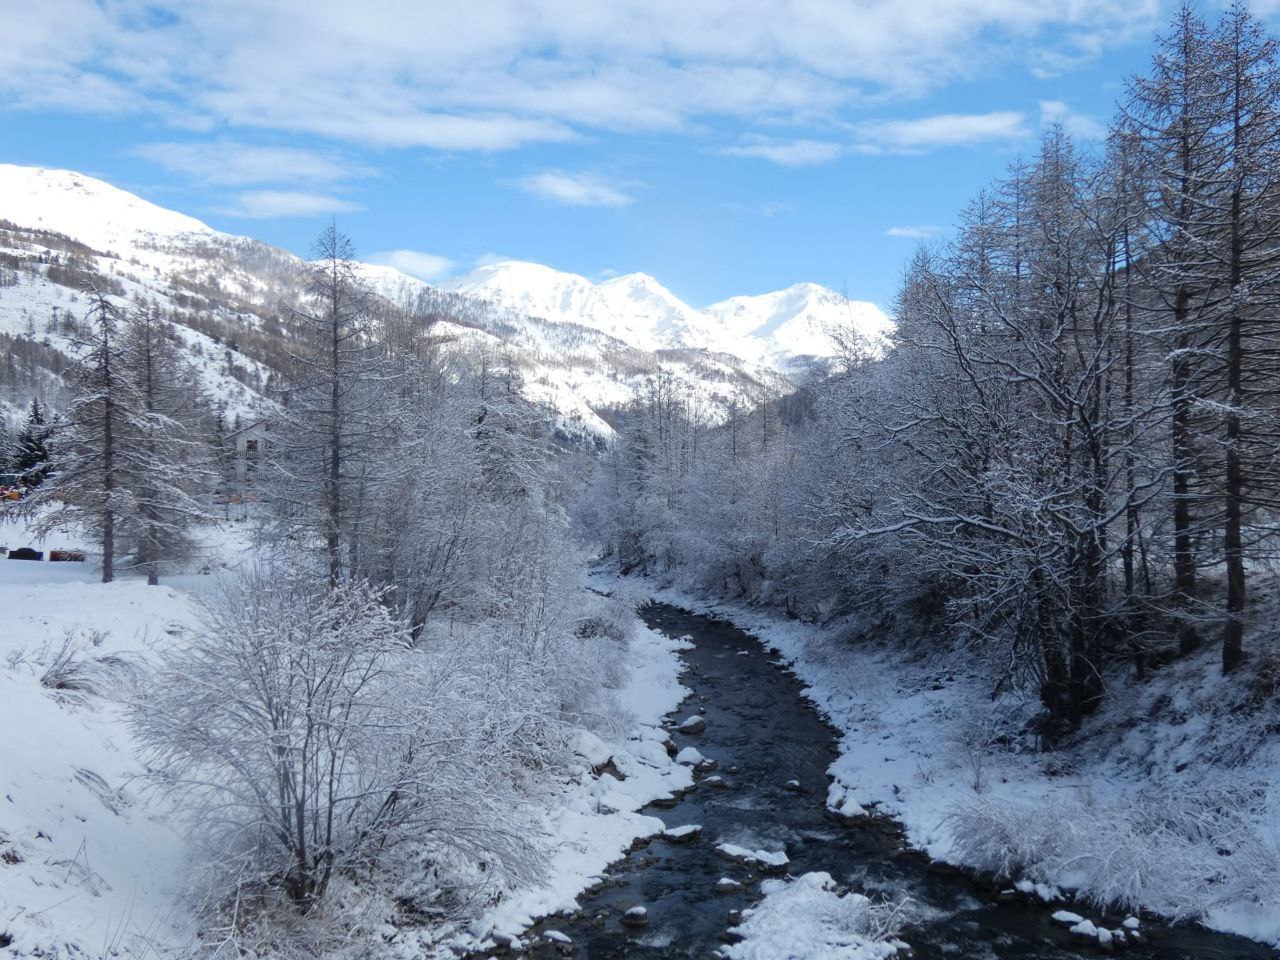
[0,515,695,959]
[645,581,1280,950]
[0,543,204,957]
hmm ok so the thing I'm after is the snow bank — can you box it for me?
[463,617,694,950]
[722,872,905,960]
[0,569,204,958]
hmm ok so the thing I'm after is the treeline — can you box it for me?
[583,3,1280,735]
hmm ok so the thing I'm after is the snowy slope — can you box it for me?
[0,163,214,253]
[0,542,206,959]
[0,163,889,437]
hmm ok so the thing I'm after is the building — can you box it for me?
[225,419,271,488]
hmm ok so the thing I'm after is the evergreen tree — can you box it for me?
[11,397,52,486]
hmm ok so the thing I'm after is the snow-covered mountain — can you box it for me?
[704,283,895,368]
[0,164,214,252]
[440,260,892,370]
[441,261,708,351]
[0,163,888,439]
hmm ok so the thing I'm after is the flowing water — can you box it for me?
[518,602,1275,959]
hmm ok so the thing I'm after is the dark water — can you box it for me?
[520,603,1275,959]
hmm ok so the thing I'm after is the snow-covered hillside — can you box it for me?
[1,163,857,439]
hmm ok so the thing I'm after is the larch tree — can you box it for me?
[28,288,132,582]
[117,303,212,584]
[270,224,388,584]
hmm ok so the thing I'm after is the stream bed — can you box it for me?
[519,602,1275,959]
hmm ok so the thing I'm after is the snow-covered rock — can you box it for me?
[704,282,895,370]
[678,714,707,734]
[715,842,790,872]
[676,746,705,765]
[443,260,891,372]
[723,872,904,960]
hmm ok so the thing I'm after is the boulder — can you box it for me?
[678,715,706,735]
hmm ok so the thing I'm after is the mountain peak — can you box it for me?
[0,163,213,252]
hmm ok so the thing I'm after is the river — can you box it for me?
[519,602,1274,959]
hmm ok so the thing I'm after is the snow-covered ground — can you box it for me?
[0,514,696,959]
[645,581,1280,950]
[0,537,205,957]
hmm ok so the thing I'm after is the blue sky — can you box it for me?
[1,1,1260,308]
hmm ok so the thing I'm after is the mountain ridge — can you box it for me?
[0,163,889,440]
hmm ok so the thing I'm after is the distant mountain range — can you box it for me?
[0,163,892,438]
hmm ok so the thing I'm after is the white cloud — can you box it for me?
[0,1,1159,151]
[215,190,364,219]
[885,224,943,239]
[514,171,635,207]
[364,249,456,281]
[853,111,1031,154]
[722,137,843,166]
[134,140,370,185]
[1039,100,1107,141]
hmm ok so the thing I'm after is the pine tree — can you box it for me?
[26,294,210,583]
[1207,2,1280,672]
[1121,4,1223,655]
[11,397,52,487]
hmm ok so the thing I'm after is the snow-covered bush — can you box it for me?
[132,562,548,948]
[948,790,1280,920]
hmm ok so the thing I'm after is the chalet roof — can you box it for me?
[225,418,271,439]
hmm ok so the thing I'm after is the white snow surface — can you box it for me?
[0,543,204,957]
[723,872,903,960]
[0,163,215,252]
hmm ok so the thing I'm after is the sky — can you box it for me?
[1,0,1270,309]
